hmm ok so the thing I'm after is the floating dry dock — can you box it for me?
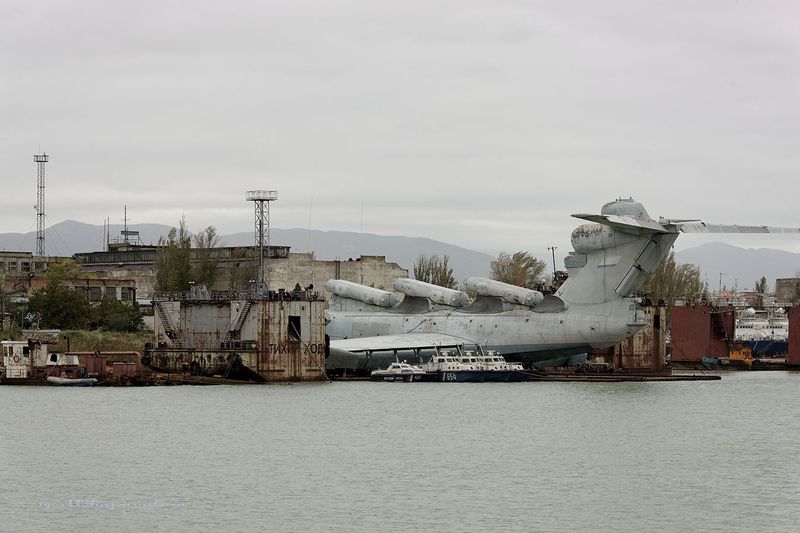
[145,285,327,382]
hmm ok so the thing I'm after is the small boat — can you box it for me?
[369,362,426,382]
[46,376,98,387]
[459,351,534,382]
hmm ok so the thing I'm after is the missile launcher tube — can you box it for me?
[325,280,397,308]
[465,277,544,307]
[392,278,471,307]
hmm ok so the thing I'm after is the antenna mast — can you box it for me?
[34,153,48,257]
[123,205,129,243]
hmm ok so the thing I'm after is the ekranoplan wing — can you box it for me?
[661,220,800,234]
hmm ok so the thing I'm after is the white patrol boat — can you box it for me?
[369,362,426,382]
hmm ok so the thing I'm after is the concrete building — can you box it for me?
[74,244,408,301]
[0,251,69,276]
[1,252,72,299]
[1,251,136,304]
[3,276,136,303]
[775,278,800,304]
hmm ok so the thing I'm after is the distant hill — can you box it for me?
[0,221,494,281]
[225,228,494,281]
[676,242,800,291]
[6,222,800,289]
[0,220,174,257]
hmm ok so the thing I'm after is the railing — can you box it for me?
[152,289,322,303]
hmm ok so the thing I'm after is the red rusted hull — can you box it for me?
[671,304,735,362]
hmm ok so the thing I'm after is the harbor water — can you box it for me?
[2,372,799,532]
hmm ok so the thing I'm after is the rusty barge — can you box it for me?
[144,284,328,382]
[0,339,143,385]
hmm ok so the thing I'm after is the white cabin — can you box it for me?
[1,341,78,379]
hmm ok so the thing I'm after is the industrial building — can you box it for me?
[73,242,408,302]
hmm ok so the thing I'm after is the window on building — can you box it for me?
[89,287,102,301]
[288,315,301,342]
[106,287,117,299]
[121,287,135,302]
[21,262,30,272]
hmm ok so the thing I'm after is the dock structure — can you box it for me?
[788,307,800,368]
[145,284,327,382]
[610,304,667,372]
[671,303,735,363]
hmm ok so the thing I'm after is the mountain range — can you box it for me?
[2,221,799,289]
[674,242,800,292]
[0,221,494,281]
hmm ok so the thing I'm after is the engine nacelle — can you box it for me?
[571,223,639,253]
[325,280,397,307]
[393,278,471,307]
[465,277,544,307]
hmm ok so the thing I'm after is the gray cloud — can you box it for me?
[2,0,799,260]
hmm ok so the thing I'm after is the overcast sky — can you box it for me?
[2,0,800,261]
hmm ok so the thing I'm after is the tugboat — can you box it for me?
[0,340,82,385]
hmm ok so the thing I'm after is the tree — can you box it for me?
[755,276,768,309]
[155,217,193,292]
[193,225,221,288]
[45,259,82,281]
[641,251,707,326]
[490,251,546,289]
[413,255,457,288]
[155,219,222,292]
[92,296,143,332]
[27,281,92,329]
[0,275,19,339]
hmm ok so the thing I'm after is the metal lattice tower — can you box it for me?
[245,190,278,286]
[34,153,49,257]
